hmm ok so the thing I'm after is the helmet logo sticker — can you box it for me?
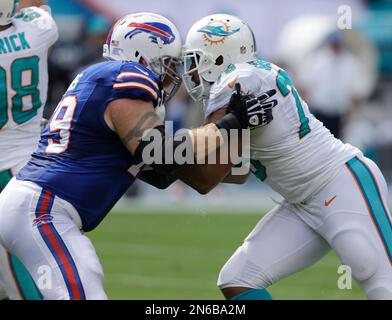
[12,0,20,17]
[197,20,240,45]
[125,22,175,45]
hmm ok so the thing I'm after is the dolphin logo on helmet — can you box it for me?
[197,20,240,45]
[198,25,240,37]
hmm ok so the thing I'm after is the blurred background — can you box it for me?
[25,0,392,299]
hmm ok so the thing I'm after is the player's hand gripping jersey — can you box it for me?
[17,61,162,231]
[206,59,362,203]
[0,7,58,172]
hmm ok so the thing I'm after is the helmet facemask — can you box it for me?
[150,55,183,103]
[183,50,216,102]
[183,14,258,103]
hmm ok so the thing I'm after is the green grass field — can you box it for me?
[88,210,365,300]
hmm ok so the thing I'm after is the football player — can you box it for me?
[0,12,249,299]
[182,14,392,300]
[0,0,58,299]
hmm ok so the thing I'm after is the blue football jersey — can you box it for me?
[17,60,162,231]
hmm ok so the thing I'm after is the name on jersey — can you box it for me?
[0,32,30,55]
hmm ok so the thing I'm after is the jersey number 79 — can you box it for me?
[276,69,311,139]
[251,69,312,182]
[45,95,77,154]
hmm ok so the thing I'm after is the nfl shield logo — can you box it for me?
[240,46,247,54]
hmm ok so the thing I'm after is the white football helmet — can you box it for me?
[183,14,257,102]
[0,0,19,26]
[103,12,183,102]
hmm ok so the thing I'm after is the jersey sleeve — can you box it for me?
[111,63,162,103]
[205,64,263,120]
[17,6,59,48]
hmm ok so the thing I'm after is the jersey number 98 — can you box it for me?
[0,56,41,129]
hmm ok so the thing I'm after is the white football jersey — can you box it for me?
[0,6,58,172]
[206,60,362,204]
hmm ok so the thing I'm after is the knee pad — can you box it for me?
[361,275,392,300]
[217,248,246,288]
[218,247,273,289]
[367,286,392,300]
[332,230,378,282]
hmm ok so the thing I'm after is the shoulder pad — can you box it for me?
[112,62,162,102]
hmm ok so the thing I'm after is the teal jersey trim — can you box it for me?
[346,157,392,263]
[250,159,267,181]
[276,69,310,139]
[0,170,13,191]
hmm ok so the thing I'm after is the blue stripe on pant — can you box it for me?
[35,190,86,300]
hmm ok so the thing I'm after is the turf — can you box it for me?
[88,210,365,300]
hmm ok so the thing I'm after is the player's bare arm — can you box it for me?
[105,97,229,194]
[175,86,277,191]
[173,147,233,194]
[104,98,162,154]
[104,98,180,189]
[173,106,245,193]
[173,84,250,194]
[105,85,249,194]
[207,108,250,184]
[204,89,277,185]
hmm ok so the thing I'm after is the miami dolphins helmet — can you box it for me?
[103,12,183,101]
[183,14,257,101]
[0,0,19,26]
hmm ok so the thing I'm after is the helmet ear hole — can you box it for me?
[215,55,224,66]
[139,56,148,67]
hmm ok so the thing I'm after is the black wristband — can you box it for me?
[137,169,177,189]
[214,113,241,131]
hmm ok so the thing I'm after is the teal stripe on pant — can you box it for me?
[346,157,392,263]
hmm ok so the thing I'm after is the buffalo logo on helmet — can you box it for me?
[124,22,175,45]
[197,20,240,45]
